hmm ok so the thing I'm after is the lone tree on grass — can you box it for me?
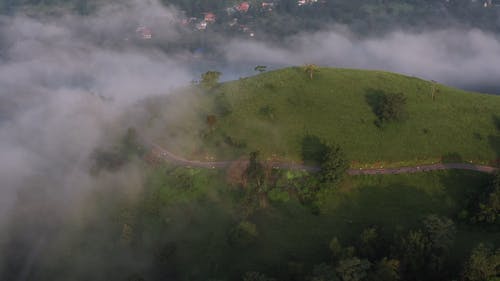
[430,80,439,101]
[254,65,267,73]
[303,64,319,80]
[200,70,221,90]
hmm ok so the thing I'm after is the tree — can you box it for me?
[471,173,500,225]
[397,216,455,281]
[254,65,267,73]
[430,80,438,101]
[463,243,500,281]
[422,215,456,252]
[200,70,221,89]
[329,237,344,261]
[319,144,349,185]
[303,64,319,80]
[397,229,432,279]
[370,258,400,281]
[335,257,371,281]
[246,151,265,187]
[358,227,381,260]
[375,93,407,123]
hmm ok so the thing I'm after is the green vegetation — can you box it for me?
[467,172,500,226]
[319,143,349,185]
[61,165,498,281]
[153,67,500,167]
[463,243,500,281]
[254,65,267,73]
[200,70,222,90]
[9,67,500,281]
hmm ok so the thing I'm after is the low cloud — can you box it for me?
[2,0,500,278]
[224,27,500,93]
[0,0,191,238]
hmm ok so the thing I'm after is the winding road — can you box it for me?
[146,141,499,175]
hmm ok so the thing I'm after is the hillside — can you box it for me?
[144,67,500,167]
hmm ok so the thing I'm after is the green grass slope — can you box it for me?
[149,67,500,167]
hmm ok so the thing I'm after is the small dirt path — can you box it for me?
[147,142,498,175]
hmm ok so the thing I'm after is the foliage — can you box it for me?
[255,65,267,73]
[201,70,222,90]
[319,144,349,185]
[463,243,500,281]
[397,215,456,280]
[422,214,456,252]
[471,173,500,225]
[246,151,265,187]
[304,64,319,80]
[267,188,290,203]
[396,229,432,279]
[357,227,381,260]
[8,163,499,281]
[369,258,400,281]
[329,237,344,261]
[335,257,371,281]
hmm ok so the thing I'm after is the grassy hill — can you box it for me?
[145,67,500,167]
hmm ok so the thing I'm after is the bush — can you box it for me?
[200,70,221,90]
[319,144,349,185]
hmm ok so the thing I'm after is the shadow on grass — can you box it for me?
[325,183,442,234]
[364,89,386,119]
[441,152,463,163]
[493,115,500,131]
[488,115,500,166]
[438,170,493,213]
[301,134,328,165]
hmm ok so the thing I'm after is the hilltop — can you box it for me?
[143,67,500,168]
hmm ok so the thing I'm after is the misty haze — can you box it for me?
[0,0,499,281]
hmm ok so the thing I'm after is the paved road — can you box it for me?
[147,142,498,175]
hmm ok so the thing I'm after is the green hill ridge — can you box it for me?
[146,67,500,168]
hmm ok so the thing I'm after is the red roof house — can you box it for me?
[236,2,250,12]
